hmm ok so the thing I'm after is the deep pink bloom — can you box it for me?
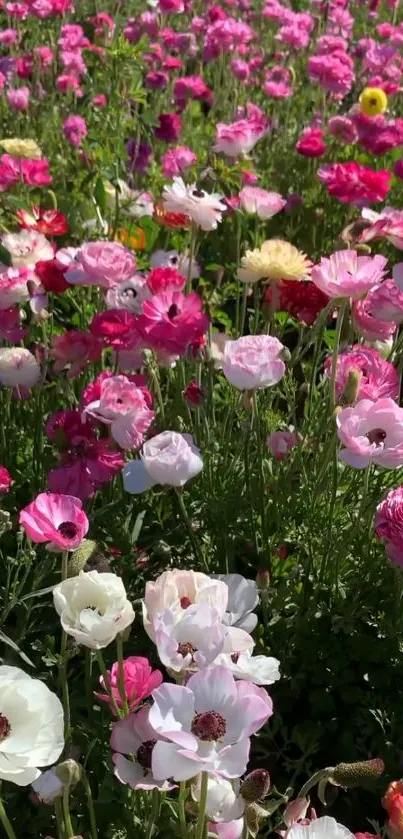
[35,260,69,294]
[154,113,182,143]
[375,487,403,566]
[0,466,12,493]
[56,74,82,95]
[318,162,391,205]
[92,94,107,107]
[296,127,326,158]
[63,115,87,147]
[50,330,102,378]
[138,290,209,355]
[16,206,68,236]
[19,492,89,549]
[90,310,139,349]
[147,267,185,295]
[307,52,355,98]
[182,380,204,407]
[337,398,403,469]
[0,307,27,341]
[265,281,329,327]
[353,112,403,156]
[267,430,299,460]
[7,87,30,111]
[324,346,399,402]
[162,146,197,178]
[311,250,387,298]
[145,71,169,91]
[0,155,52,191]
[96,656,163,713]
[394,160,403,180]
[173,76,212,108]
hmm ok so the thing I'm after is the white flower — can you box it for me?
[286,816,354,839]
[105,274,151,314]
[122,431,203,494]
[53,570,135,650]
[214,650,281,685]
[192,774,245,822]
[0,347,41,388]
[154,604,227,673]
[222,335,286,390]
[2,230,53,268]
[104,180,154,217]
[142,569,229,641]
[215,574,259,632]
[0,665,64,786]
[150,248,200,280]
[32,769,64,803]
[162,177,226,231]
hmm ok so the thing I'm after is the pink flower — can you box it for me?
[7,86,30,111]
[162,146,197,178]
[359,207,403,249]
[213,117,268,158]
[0,267,34,309]
[0,466,12,494]
[222,335,286,391]
[123,431,203,494]
[375,486,403,566]
[267,430,299,460]
[56,74,83,95]
[307,52,355,98]
[63,115,87,147]
[106,275,150,313]
[19,492,89,550]
[80,371,152,411]
[283,798,310,828]
[154,113,182,143]
[296,127,326,158]
[147,267,185,295]
[327,116,358,145]
[0,155,52,191]
[173,76,212,108]
[48,433,124,501]
[0,347,40,390]
[66,242,136,289]
[92,93,107,107]
[311,250,387,298]
[111,705,175,791]
[0,307,26,342]
[183,380,204,407]
[318,162,391,206]
[362,280,403,325]
[336,398,403,469]
[238,187,286,220]
[83,374,154,450]
[50,330,102,378]
[160,0,184,11]
[90,310,139,349]
[324,346,399,402]
[353,295,397,342]
[96,656,162,713]
[138,289,209,356]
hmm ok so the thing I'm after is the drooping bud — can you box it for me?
[256,568,270,590]
[182,380,204,408]
[241,769,271,802]
[32,769,64,804]
[54,759,82,788]
[331,759,384,789]
[341,370,361,405]
[67,540,98,577]
[283,797,309,828]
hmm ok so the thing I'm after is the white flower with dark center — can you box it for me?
[142,569,229,641]
[150,248,200,280]
[286,816,354,839]
[105,274,151,314]
[53,570,135,650]
[0,665,64,786]
[162,178,226,231]
[154,604,227,673]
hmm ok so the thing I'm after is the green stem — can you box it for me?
[329,301,347,410]
[60,551,71,743]
[0,798,17,839]
[54,798,64,839]
[82,772,98,839]
[178,781,188,839]
[145,788,161,839]
[62,786,74,839]
[195,772,208,839]
[186,223,197,294]
[174,489,208,572]
[239,284,249,337]
[297,768,331,800]
[96,651,121,717]
[116,634,129,715]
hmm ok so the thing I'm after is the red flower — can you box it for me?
[265,280,329,326]
[16,206,68,236]
[35,259,69,293]
[147,267,185,294]
[318,161,391,205]
[89,309,140,349]
[182,380,204,407]
[153,202,190,229]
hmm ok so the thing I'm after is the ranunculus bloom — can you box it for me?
[96,656,162,712]
[7,86,30,111]
[154,604,231,673]
[142,569,229,641]
[90,310,139,348]
[287,816,353,839]
[363,280,403,325]
[62,114,87,147]
[0,266,34,309]
[183,380,204,407]
[383,780,403,834]
[359,207,403,250]
[0,665,64,785]
[267,429,299,460]
[0,347,41,389]
[0,465,12,493]
[162,178,226,231]
[311,250,387,298]
[238,187,286,220]
[0,306,26,342]
[50,330,102,378]
[111,705,175,792]
[376,487,403,566]
[138,289,209,356]
[213,116,268,158]
[106,275,151,313]
[222,335,286,390]
[2,230,53,268]
[147,267,185,295]
[265,280,329,326]
[336,398,403,469]
[154,112,182,143]
[318,162,391,205]
[149,667,272,781]
[353,294,397,342]
[238,240,311,284]
[296,127,326,158]
[324,346,399,403]
[83,374,154,450]
[122,430,203,494]
[66,241,136,289]
[53,570,135,649]
[35,259,69,293]
[19,492,89,550]
[16,207,68,237]
[162,146,197,178]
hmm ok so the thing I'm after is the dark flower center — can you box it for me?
[191,710,226,741]
[192,189,205,198]
[58,521,79,539]
[136,739,156,770]
[366,428,387,446]
[123,288,137,298]
[180,596,192,609]
[0,713,11,742]
[370,97,378,106]
[177,641,197,657]
[168,303,179,320]
[231,652,240,663]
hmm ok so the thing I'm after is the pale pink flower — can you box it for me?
[336,398,403,468]
[7,86,30,111]
[311,250,387,299]
[149,667,272,781]
[111,705,175,791]
[208,819,244,839]
[267,429,299,460]
[283,798,310,828]
[123,430,203,493]
[96,656,162,713]
[19,491,88,550]
[1,230,53,269]
[213,117,268,158]
[142,569,229,642]
[375,486,403,566]
[154,604,228,673]
[162,178,226,231]
[83,374,154,450]
[0,266,34,309]
[222,335,286,390]
[105,275,150,314]
[162,146,197,178]
[287,817,353,839]
[359,207,403,249]
[66,241,136,289]
[362,280,403,325]
[0,347,40,389]
[50,330,102,378]
[238,187,286,220]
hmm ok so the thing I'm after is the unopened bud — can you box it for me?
[256,568,270,590]
[182,380,204,408]
[241,769,271,802]
[54,759,82,788]
[341,370,361,405]
[67,540,98,577]
[331,759,384,789]
[283,797,309,828]
[280,346,291,363]
[245,802,270,837]
[356,243,372,256]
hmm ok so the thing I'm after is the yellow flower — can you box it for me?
[359,87,388,117]
[0,138,42,159]
[238,239,312,284]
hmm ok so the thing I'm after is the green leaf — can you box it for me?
[0,244,12,267]
[94,177,107,213]
[0,629,34,667]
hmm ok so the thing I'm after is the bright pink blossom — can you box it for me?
[324,346,399,402]
[162,146,197,178]
[359,208,403,249]
[90,310,139,349]
[362,280,403,325]
[7,87,30,111]
[83,374,154,450]
[96,656,162,713]
[337,398,403,469]
[50,330,102,378]
[0,466,12,493]
[63,115,87,147]
[296,127,326,158]
[19,491,89,549]
[353,295,397,342]
[147,267,185,294]
[318,162,391,205]
[138,290,209,356]
[376,487,403,566]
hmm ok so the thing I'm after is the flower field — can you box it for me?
[3,0,403,838]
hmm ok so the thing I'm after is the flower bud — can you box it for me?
[54,759,82,788]
[67,540,98,577]
[256,568,270,590]
[341,370,361,405]
[283,797,309,828]
[241,768,271,802]
[182,380,204,408]
[331,758,384,789]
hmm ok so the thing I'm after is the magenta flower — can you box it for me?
[138,289,209,355]
[111,705,175,791]
[336,398,403,469]
[318,162,391,206]
[50,330,102,378]
[311,250,387,298]
[222,336,286,391]
[162,146,197,178]
[96,656,162,713]
[62,114,87,147]
[375,487,403,566]
[7,86,30,111]
[149,667,272,781]
[0,466,12,494]
[154,113,182,143]
[324,346,399,403]
[19,492,89,550]
[83,374,154,450]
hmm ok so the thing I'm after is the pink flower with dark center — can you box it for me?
[19,491,88,549]
[336,398,403,469]
[138,290,209,355]
[96,656,163,713]
[111,705,175,791]
[324,346,399,402]
[50,330,102,378]
[82,374,154,450]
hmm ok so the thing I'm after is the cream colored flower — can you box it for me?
[0,138,42,159]
[238,239,312,284]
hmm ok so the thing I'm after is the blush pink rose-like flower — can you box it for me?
[83,374,154,450]
[311,250,387,299]
[353,294,397,342]
[324,346,399,403]
[222,335,286,391]
[362,280,403,325]
[375,486,403,566]
[50,330,102,378]
[96,656,163,713]
[0,466,12,493]
[336,398,403,469]
[0,266,34,309]
[142,568,228,641]
[19,491,89,550]
[111,705,175,792]
[66,241,136,289]
[359,207,403,249]
[162,146,197,178]
[213,117,268,158]
[267,429,299,460]
[238,187,286,220]
[122,430,203,494]
[2,230,53,269]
